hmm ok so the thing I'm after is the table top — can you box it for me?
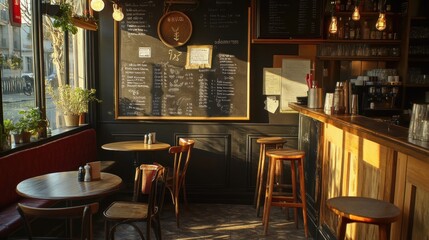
[16,171,122,201]
[101,140,171,152]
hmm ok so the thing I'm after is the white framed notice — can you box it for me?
[280,58,310,112]
[185,45,213,69]
[263,68,282,95]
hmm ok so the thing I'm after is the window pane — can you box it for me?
[44,0,87,130]
[1,0,35,124]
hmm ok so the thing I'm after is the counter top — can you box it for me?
[289,103,429,162]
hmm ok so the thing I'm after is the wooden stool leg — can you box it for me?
[379,224,390,240]
[254,143,264,207]
[298,158,308,238]
[337,216,349,240]
[263,157,275,235]
[256,144,267,217]
[290,160,298,228]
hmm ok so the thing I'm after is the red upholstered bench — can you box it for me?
[0,129,98,239]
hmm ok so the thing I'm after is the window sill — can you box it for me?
[1,124,91,157]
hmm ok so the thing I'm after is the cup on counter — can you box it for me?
[351,94,359,115]
[324,93,334,114]
[308,88,324,109]
[409,103,429,141]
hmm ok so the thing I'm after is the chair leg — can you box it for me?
[104,220,111,240]
[182,179,188,210]
[337,216,349,240]
[175,193,180,228]
[379,224,390,240]
[152,217,162,240]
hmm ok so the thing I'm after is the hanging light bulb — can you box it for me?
[375,12,386,31]
[112,4,124,22]
[329,16,338,34]
[352,6,360,21]
[90,0,105,12]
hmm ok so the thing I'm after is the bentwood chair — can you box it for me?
[166,138,195,228]
[103,164,167,240]
[17,202,99,240]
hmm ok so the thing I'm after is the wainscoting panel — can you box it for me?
[97,123,298,203]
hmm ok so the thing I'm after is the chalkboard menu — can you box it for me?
[114,0,249,120]
[255,0,323,39]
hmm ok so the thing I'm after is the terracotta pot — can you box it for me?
[64,114,80,127]
[12,131,31,144]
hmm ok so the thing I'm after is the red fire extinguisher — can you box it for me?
[9,0,22,27]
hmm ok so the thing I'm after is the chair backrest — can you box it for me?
[17,202,99,240]
[169,138,195,193]
[132,164,167,217]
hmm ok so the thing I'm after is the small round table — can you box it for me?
[16,171,123,201]
[102,141,171,168]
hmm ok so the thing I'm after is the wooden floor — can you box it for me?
[10,194,311,240]
[93,199,310,239]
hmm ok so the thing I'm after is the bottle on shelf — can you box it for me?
[344,17,350,39]
[338,17,345,39]
[362,21,370,39]
[349,17,356,40]
[387,23,393,40]
[370,23,377,39]
[332,82,346,114]
[346,0,352,11]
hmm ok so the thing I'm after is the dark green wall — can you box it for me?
[95,2,300,203]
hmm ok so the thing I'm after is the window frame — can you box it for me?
[0,0,96,153]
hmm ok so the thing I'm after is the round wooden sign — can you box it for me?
[157,11,193,48]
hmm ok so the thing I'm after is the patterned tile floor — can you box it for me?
[94,199,311,240]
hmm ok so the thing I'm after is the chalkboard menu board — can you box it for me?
[114,0,250,120]
[255,0,323,39]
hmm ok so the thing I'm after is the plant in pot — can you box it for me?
[12,108,45,144]
[1,119,14,150]
[52,2,78,34]
[46,84,101,127]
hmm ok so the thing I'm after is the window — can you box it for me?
[0,25,8,47]
[1,1,34,125]
[13,27,21,50]
[1,0,92,147]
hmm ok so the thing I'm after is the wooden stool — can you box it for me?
[326,196,401,240]
[262,149,308,237]
[254,137,287,217]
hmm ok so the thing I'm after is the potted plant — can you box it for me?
[12,108,45,143]
[1,119,14,149]
[46,84,101,127]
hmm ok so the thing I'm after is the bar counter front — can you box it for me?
[288,103,429,240]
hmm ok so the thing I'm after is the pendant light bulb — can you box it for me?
[90,0,105,12]
[375,12,386,31]
[112,4,124,22]
[329,16,338,34]
[352,6,360,21]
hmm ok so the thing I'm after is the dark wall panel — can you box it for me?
[96,2,301,203]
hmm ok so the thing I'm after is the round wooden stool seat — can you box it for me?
[263,148,308,237]
[256,137,288,145]
[327,196,401,240]
[266,149,305,159]
[254,137,287,217]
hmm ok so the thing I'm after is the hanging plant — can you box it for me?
[52,2,78,34]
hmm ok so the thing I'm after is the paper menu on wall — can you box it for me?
[280,58,310,112]
[263,68,282,95]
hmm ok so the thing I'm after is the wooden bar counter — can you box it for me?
[289,103,429,240]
